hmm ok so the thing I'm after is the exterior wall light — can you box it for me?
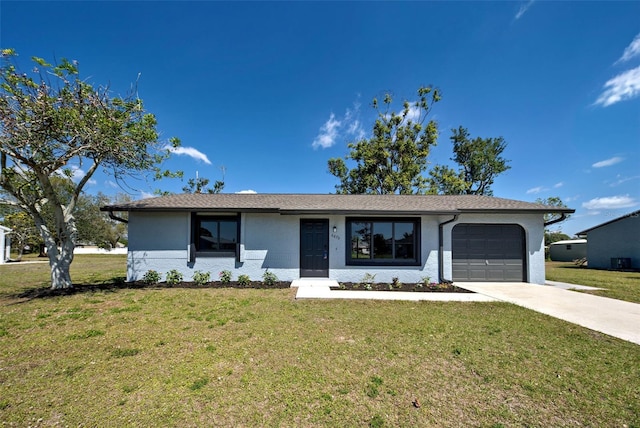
[333,226,337,233]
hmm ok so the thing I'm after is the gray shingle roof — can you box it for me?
[576,209,640,235]
[101,193,574,215]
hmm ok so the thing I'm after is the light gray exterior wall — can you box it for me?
[586,215,640,269]
[441,213,546,284]
[549,240,587,262]
[127,211,546,284]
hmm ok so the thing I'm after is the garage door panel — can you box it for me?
[452,224,525,282]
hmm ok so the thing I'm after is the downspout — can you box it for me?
[108,211,128,224]
[438,214,459,284]
[543,212,567,228]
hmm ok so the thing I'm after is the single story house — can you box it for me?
[101,194,574,285]
[549,239,587,262]
[577,210,640,270]
[0,225,11,264]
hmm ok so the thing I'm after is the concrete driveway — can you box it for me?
[456,282,640,345]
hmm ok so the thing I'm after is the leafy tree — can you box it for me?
[544,231,571,247]
[75,192,130,249]
[328,86,441,194]
[182,174,224,194]
[0,50,179,289]
[428,127,510,195]
[2,211,41,259]
[536,196,571,227]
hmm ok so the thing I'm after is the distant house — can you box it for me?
[549,239,587,262]
[577,210,640,270]
[101,194,573,285]
[0,225,11,264]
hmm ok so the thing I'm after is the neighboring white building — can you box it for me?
[0,225,11,264]
[549,239,587,262]
[577,210,640,270]
[102,194,574,285]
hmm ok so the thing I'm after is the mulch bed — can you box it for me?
[336,282,473,293]
[14,280,472,300]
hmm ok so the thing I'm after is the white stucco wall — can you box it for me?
[586,215,640,269]
[127,211,546,284]
[0,226,11,264]
[441,213,546,284]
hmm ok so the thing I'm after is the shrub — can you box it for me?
[237,274,251,286]
[359,273,376,288]
[166,269,183,286]
[391,277,402,289]
[219,270,232,284]
[142,270,161,285]
[192,271,210,286]
[419,276,431,287]
[262,270,278,286]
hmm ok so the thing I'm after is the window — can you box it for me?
[193,215,239,256]
[566,244,572,250]
[346,218,420,265]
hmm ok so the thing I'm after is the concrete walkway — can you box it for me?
[457,282,640,345]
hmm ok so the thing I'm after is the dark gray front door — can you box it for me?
[452,224,525,282]
[300,219,329,277]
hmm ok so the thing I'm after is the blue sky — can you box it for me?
[2,1,639,236]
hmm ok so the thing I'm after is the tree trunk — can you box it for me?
[34,215,76,289]
[47,235,74,289]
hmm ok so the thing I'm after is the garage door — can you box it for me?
[452,224,525,282]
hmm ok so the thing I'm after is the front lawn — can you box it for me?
[546,261,640,304]
[0,256,638,427]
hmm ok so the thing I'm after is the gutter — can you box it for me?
[108,211,129,224]
[438,214,459,284]
[543,212,567,228]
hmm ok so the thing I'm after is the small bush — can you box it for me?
[391,277,402,289]
[420,276,430,287]
[237,274,251,286]
[219,270,232,284]
[262,270,278,286]
[166,269,183,286]
[142,270,161,285]
[360,273,376,288]
[192,271,211,286]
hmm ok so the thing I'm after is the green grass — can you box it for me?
[546,261,640,304]
[0,255,638,426]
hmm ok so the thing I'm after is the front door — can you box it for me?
[300,219,329,277]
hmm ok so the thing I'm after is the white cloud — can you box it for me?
[594,65,640,107]
[312,113,341,149]
[616,32,640,64]
[515,0,535,20]
[565,195,580,202]
[344,102,365,141]
[553,182,564,188]
[582,194,637,210]
[140,191,155,199]
[312,99,366,149]
[592,156,624,168]
[235,189,257,194]
[526,186,547,194]
[610,175,640,187]
[165,146,211,164]
[105,180,119,188]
